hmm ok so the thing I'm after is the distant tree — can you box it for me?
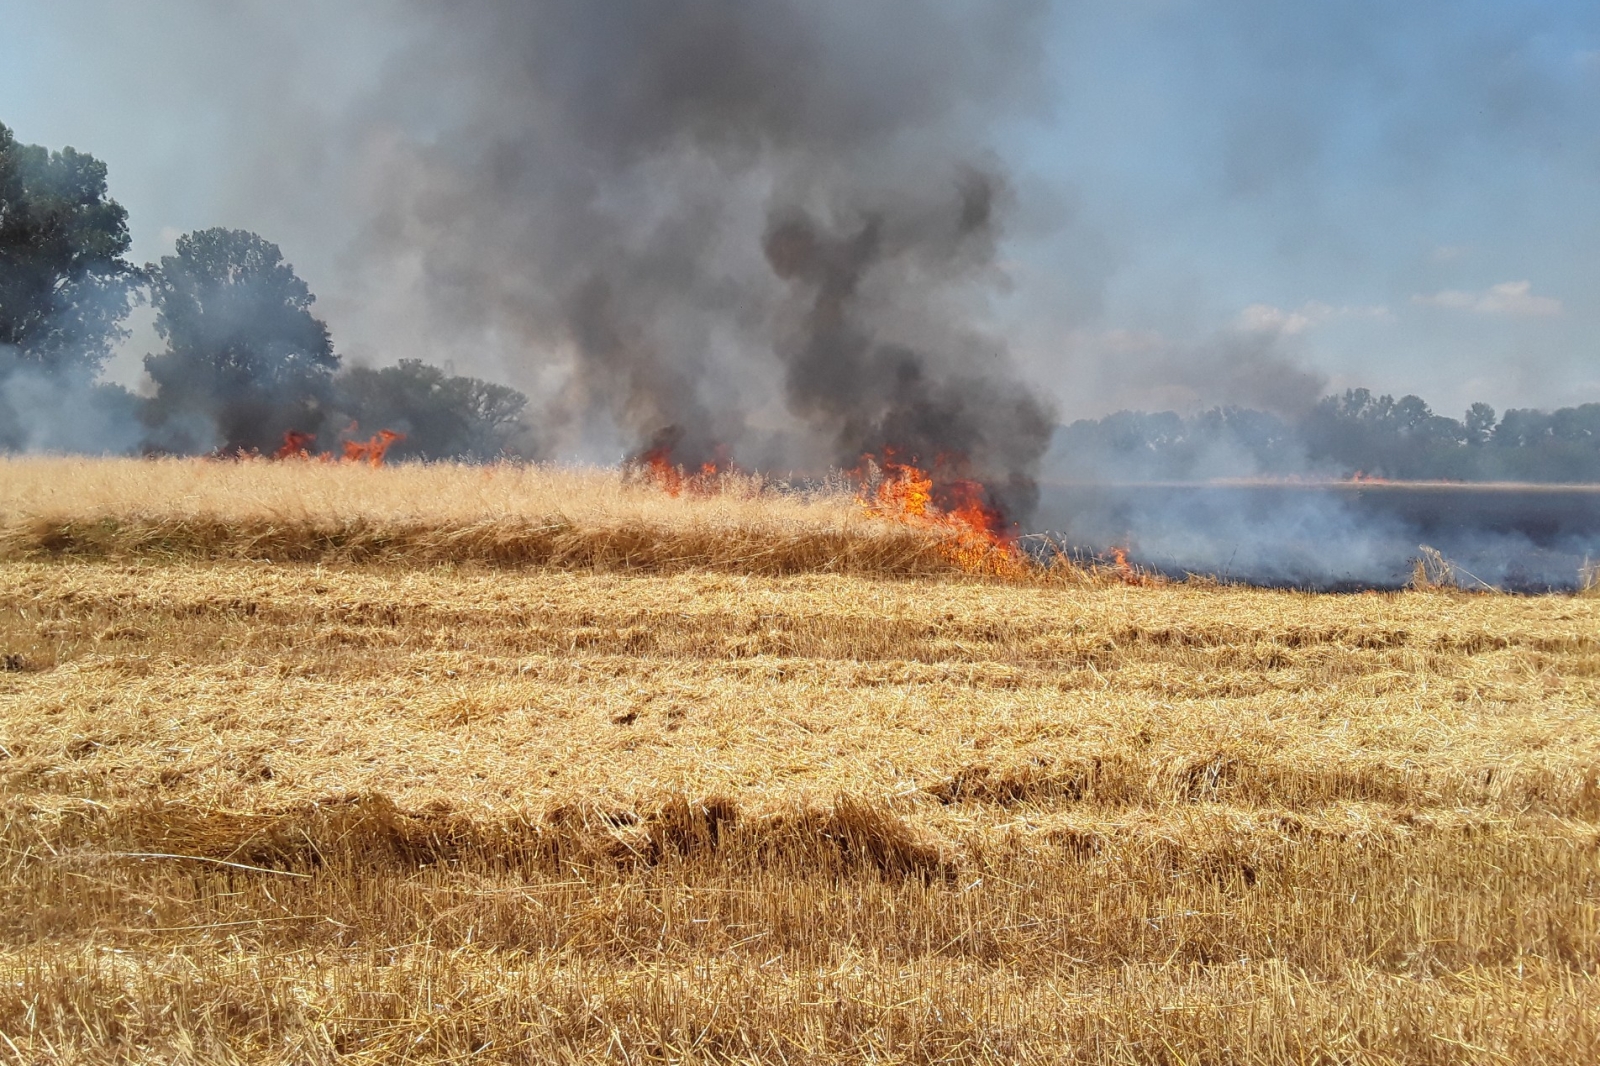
[1048,406,1299,482]
[1492,403,1600,481]
[143,228,338,452]
[1056,392,1599,483]
[0,121,137,374]
[1302,389,1474,478]
[1492,408,1548,450]
[334,358,530,460]
[1464,403,1497,446]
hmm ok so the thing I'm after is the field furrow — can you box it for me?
[3,551,1598,1062]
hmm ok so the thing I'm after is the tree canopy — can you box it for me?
[143,228,339,452]
[0,121,136,374]
[336,359,529,460]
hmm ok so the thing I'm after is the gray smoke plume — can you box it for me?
[0,344,143,455]
[762,170,1053,519]
[347,0,1055,519]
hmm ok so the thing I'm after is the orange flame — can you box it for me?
[637,441,732,497]
[854,451,1027,576]
[1103,544,1159,585]
[273,430,316,459]
[872,457,932,518]
[1111,545,1141,584]
[342,428,405,468]
[270,424,405,467]
[639,443,685,497]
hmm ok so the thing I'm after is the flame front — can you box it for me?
[856,452,1026,576]
[630,442,1031,577]
[872,458,932,518]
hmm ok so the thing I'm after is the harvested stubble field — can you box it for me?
[1,458,1598,1064]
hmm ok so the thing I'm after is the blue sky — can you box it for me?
[3,0,1597,420]
[1004,0,1600,416]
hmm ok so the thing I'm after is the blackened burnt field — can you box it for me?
[1,458,1598,1064]
[1042,480,1600,591]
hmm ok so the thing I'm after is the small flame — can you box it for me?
[273,430,316,459]
[639,442,685,497]
[636,439,732,497]
[1102,544,1157,585]
[342,427,405,468]
[270,424,405,467]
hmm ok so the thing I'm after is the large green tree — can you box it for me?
[0,121,136,374]
[143,228,339,452]
[335,359,530,460]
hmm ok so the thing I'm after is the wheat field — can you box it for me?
[1,458,1597,1063]
[0,457,958,574]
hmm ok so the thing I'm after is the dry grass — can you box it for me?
[0,459,1597,1062]
[0,456,971,575]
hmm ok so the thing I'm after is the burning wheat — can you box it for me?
[0,456,1021,577]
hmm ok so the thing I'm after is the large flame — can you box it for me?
[855,451,1026,576]
[628,440,1033,577]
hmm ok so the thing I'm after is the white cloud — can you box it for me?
[1236,300,1389,335]
[1412,280,1562,317]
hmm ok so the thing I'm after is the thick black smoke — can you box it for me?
[352,0,1055,518]
[761,172,1053,519]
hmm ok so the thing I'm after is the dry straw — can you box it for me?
[0,456,1034,576]
[2,459,1598,1061]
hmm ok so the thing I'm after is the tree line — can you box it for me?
[1,120,530,459]
[1051,390,1600,483]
